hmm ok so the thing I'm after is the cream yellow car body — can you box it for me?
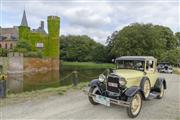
[114,56,158,88]
[115,69,158,88]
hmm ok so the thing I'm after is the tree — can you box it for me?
[60,35,97,62]
[0,48,8,57]
[14,40,42,57]
[161,48,180,65]
[107,23,178,61]
[14,40,32,53]
[91,43,108,62]
[175,32,180,47]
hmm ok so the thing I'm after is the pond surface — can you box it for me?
[6,65,106,93]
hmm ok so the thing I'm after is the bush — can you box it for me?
[0,48,8,57]
[14,40,43,58]
[24,51,43,58]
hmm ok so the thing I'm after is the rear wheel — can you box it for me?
[127,92,142,118]
[88,87,99,105]
[157,85,164,99]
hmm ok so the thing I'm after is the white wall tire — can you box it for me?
[127,92,142,118]
[141,79,151,99]
[157,85,164,99]
[88,87,99,105]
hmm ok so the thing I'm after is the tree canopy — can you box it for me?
[106,23,179,64]
[60,23,179,65]
[60,35,107,62]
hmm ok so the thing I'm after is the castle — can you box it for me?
[19,10,60,58]
[0,10,60,58]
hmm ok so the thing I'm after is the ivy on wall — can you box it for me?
[19,26,30,40]
[48,16,60,58]
[18,16,60,58]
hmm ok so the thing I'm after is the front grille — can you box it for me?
[107,75,120,93]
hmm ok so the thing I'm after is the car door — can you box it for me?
[145,60,157,87]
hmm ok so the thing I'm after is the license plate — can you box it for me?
[108,82,118,87]
[95,95,110,106]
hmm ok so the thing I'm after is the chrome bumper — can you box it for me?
[83,87,130,107]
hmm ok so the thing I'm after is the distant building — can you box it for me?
[0,26,18,49]
[0,10,60,59]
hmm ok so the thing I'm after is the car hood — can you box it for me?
[113,69,144,79]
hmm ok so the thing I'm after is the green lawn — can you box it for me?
[61,61,115,69]
[173,67,180,75]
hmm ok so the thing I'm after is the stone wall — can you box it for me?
[0,53,59,73]
[0,57,8,73]
[24,58,59,73]
[8,53,24,73]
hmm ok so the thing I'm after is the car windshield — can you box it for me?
[116,60,145,71]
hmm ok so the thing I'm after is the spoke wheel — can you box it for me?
[127,92,142,118]
[157,85,164,99]
[142,80,151,99]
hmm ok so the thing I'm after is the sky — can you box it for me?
[0,0,179,44]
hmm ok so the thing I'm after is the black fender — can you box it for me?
[125,86,141,97]
[88,79,102,94]
[153,77,167,92]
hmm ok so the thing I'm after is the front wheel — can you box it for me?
[88,87,99,105]
[127,92,142,118]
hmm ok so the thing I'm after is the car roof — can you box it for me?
[116,56,156,61]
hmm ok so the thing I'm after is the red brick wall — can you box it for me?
[24,58,59,73]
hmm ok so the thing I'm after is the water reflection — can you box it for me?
[7,71,60,93]
[7,67,106,93]
[7,74,23,93]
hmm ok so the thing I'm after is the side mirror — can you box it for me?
[112,59,116,63]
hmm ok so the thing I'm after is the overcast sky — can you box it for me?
[0,0,179,44]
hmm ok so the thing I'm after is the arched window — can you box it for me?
[10,43,13,49]
[0,44,1,48]
[5,43,7,49]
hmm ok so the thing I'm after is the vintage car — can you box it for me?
[87,56,167,118]
[157,62,173,73]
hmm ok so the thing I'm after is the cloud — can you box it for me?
[1,0,179,44]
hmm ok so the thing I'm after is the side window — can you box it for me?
[146,60,154,71]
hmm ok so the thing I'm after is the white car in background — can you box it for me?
[158,64,173,74]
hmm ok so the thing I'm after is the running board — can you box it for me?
[148,92,160,100]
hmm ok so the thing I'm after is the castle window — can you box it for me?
[36,43,44,48]
[10,43,13,49]
[5,43,7,49]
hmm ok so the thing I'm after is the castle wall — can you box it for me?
[8,52,24,73]
[0,57,8,73]
[28,32,48,56]
[0,53,59,74]
[48,16,60,58]
[24,57,59,72]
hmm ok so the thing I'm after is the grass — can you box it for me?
[61,61,115,69]
[0,82,88,107]
[173,67,180,75]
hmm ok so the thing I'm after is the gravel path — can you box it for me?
[1,73,180,120]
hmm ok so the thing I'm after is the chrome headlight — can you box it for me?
[99,74,106,82]
[119,77,127,86]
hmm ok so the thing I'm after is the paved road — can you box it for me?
[1,73,180,120]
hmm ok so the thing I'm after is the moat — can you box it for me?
[6,66,105,93]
